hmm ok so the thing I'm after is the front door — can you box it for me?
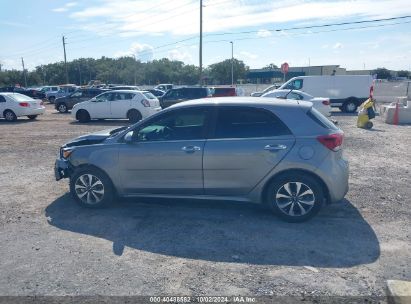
[118,106,211,195]
[203,106,295,196]
[89,92,113,118]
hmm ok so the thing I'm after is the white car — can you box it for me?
[262,89,332,117]
[0,93,45,122]
[71,90,162,123]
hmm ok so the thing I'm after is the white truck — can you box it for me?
[280,75,373,113]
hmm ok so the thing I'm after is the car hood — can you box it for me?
[63,126,128,148]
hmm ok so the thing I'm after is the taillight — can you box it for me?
[141,99,150,107]
[317,133,344,151]
[322,99,330,105]
[19,102,30,107]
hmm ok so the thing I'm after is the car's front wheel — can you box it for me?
[57,103,68,113]
[76,110,90,123]
[267,173,324,222]
[70,168,114,208]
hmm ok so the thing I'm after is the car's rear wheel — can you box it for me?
[27,115,38,120]
[57,103,68,113]
[4,110,17,122]
[77,110,90,123]
[267,173,324,222]
[342,99,358,113]
[127,109,142,123]
[70,168,114,208]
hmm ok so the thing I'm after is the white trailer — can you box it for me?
[280,75,373,113]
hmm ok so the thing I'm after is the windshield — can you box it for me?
[143,92,157,99]
[9,93,35,102]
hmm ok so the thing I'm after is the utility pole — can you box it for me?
[230,41,234,86]
[62,35,69,84]
[21,57,27,87]
[199,0,203,85]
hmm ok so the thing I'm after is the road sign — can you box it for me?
[281,62,289,74]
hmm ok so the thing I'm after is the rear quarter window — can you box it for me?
[307,108,338,130]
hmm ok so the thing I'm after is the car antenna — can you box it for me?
[284,88,299,104]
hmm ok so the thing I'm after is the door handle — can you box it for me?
[181,146,201,153]
[264,144,287,151]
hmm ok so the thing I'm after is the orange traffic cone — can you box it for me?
[393,102,399,125]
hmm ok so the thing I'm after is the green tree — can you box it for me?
[372,68,392,79]
[206,59,248,85]
[262,63,278,70]
[397,70,410,78]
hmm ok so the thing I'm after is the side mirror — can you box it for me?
[124,131,135,143]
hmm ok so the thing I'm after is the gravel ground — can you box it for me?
[0,104,410,298]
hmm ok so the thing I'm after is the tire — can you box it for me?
[127,109,142,123]
[266,172,324,223]
[77,110,90,123]
[70,167,114,208]
[57,103,68,113]
[365,121,373,129]
[27,115,38,120]
[342,99,358,113]
[4,110,17,122]
[49,96,55,103]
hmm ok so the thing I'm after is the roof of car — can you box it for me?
[170,97,312,109]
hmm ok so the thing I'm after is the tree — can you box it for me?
[372,68,391,79]
[262,63,278,70]
[206,59,248,85]
[397,70,410,78]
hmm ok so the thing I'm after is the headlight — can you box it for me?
[62,148,74,159]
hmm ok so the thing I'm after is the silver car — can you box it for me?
[55,97,349,222]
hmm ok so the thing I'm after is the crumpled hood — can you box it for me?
[64,126,128,148]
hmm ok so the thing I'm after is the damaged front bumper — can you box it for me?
[54,158,70,181]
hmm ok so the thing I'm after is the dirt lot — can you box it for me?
[0,104,410,298]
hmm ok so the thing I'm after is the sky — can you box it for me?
[1,0,411,71]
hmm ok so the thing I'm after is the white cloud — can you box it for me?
[52,2,78,13]
[66,0,411,37]
[239,51,258,60]
[256,29,272,38]
[333,42,343,49]
[168,49,193,63]
[114,42,154,62]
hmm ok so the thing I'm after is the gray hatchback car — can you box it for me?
[55,97,348,222]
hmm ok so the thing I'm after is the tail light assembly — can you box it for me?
[317,133,344,151]
[141,99,150,107]
[19,102,30,107]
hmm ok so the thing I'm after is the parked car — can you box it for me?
[262,89,332,117]
[147,89,165,97]
[71,90,161,123]
[154,83,173,91]
[210,87,237,97]
[0,92,45,122]
[55,97,348,222]
[46,86,77,103]
[159,87,212,108]
[280,75,373,112]
[110,85,140,90]
[0,87,46,100]
[251,84,282,97]
[55,88,108,113]
[40,86,60,94]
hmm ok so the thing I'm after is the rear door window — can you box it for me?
[213,107,292,139]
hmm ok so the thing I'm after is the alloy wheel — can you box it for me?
[74,174,105,205]
[275,182,315,216]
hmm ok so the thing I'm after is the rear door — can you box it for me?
[203,106,295,196]
[110,92,134,118]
